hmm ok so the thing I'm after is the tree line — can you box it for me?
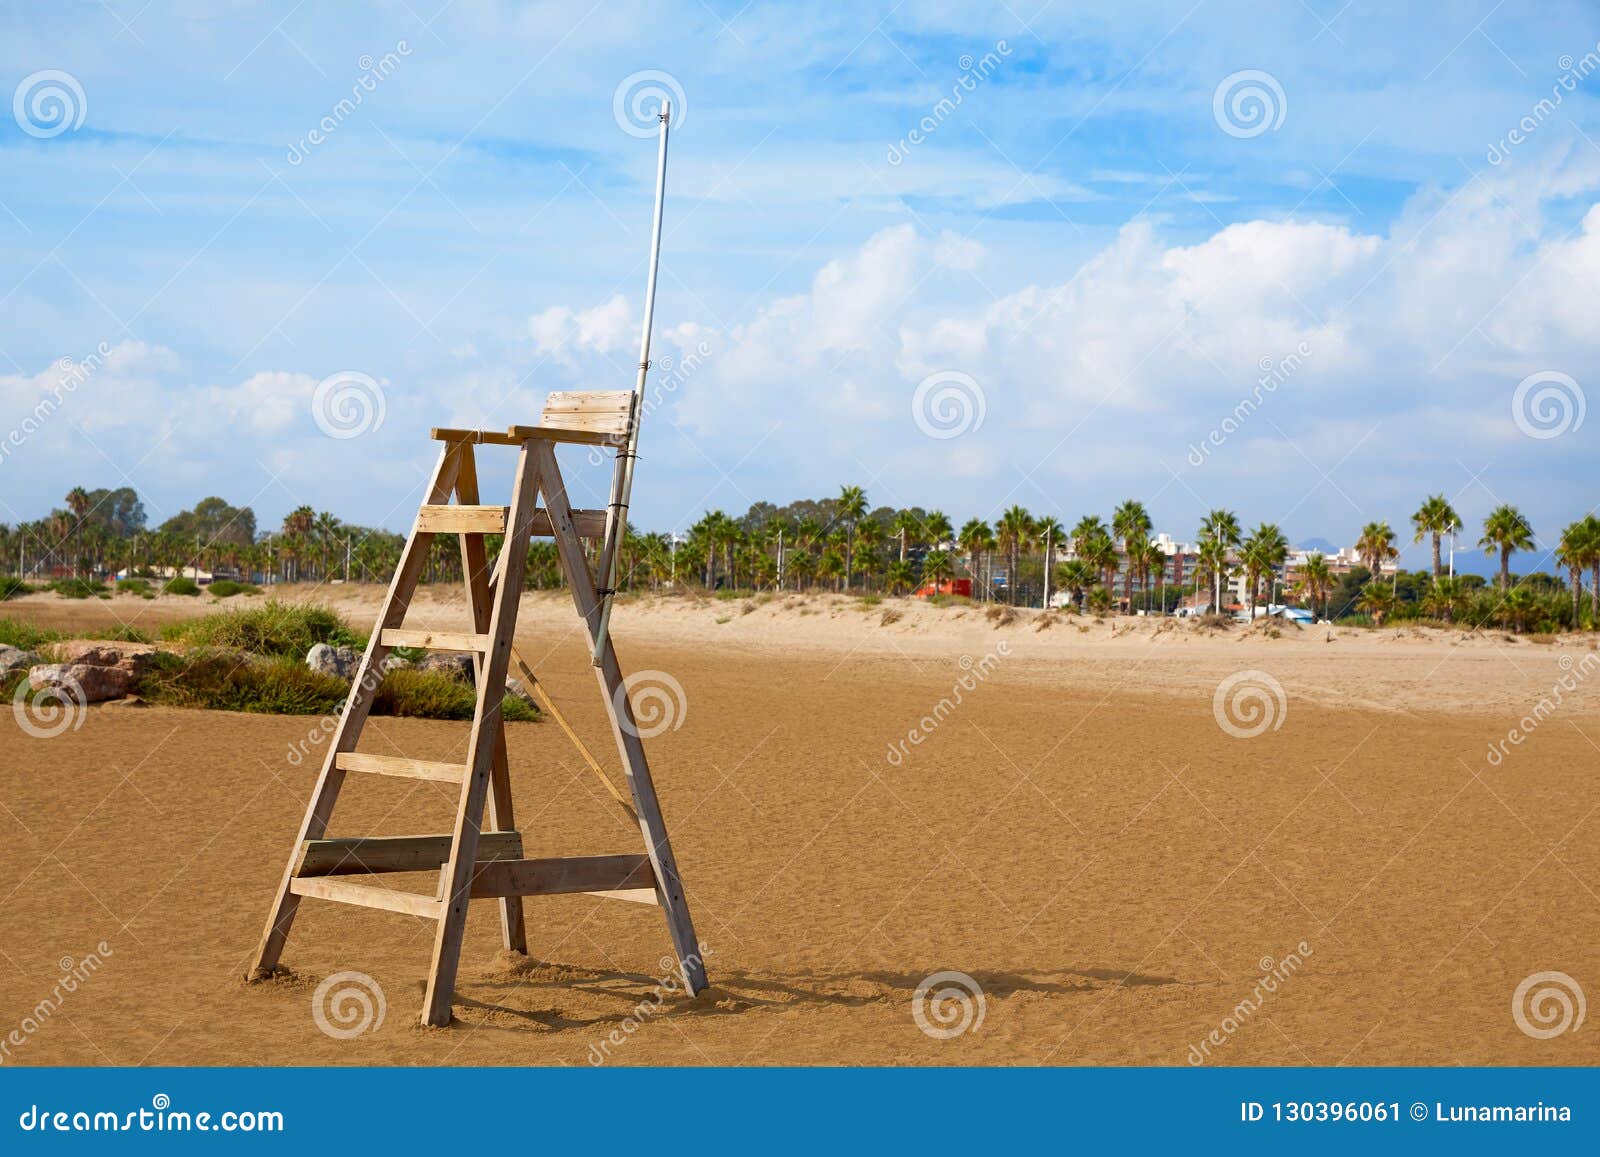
[5,486,1597,633]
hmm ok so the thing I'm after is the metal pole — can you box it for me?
[592,97,670,665]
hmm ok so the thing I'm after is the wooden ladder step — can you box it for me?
[469,854,658,903]
[379,629,490,652]
[288,876,443,919]
[297,832,524,877]
[416,504,508,533]
[335,753,466,783]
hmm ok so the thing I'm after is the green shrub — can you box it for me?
[164,577,202,597]
[116,578,152,595]
[0,577,34,600]
[0,617,61,651]
[135,651,350,715]
[93,624,153,644]
[50,578,108,599]
[160,600,361,657]
[371,668,538,722]
[207,579,262,598]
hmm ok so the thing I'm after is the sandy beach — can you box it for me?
[2,588,1597,1065]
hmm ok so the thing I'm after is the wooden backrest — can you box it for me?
[539,391,634,437]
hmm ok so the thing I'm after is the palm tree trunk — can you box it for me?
[1432,533,1442,580]
[1501,547,1511,591]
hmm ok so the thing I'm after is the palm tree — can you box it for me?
[1112,499,1152,612]
[1358,581,1397,626]
[921,549,954,592]
[1197,537,1232,614]
[1478,504,1535,591]
[1240,523,1289,616]
[1356,521,1398,588]
[1422,576,1471,624]
[836,485,868,590]
[1197,508,1241,615]
[886,559,917,594]
[1296,552,1334,620]
[1584,514,1600,627]
[924,511,953,551]
[996,505,1035,606]
[1034,515,1064,608]
[958,518,992,600]
[1556,520,1589,628]
[890,510,922,563]
[1082,534,1119,595]
[1071,515,1108,556]
[1055,559,1096,610]
[1410,494,1460,581]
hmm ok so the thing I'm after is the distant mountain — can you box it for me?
[1295,537,1339,554]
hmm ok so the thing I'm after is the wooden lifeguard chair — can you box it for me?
[247,101,705,1027]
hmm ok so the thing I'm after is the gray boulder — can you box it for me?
[0,645,39,674]
[29,662,132,703]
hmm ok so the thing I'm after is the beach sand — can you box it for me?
[2,587,1597,1065]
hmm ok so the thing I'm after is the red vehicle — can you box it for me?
[915,578,972,598]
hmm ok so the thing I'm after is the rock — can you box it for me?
[306,643,361,680]
[0,645,39,674]
[417,653,474,681]
[504,677,536,706]
[29,662,132,703]
[49,640,160,677]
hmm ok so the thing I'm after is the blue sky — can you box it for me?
[2,1,1598,570]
